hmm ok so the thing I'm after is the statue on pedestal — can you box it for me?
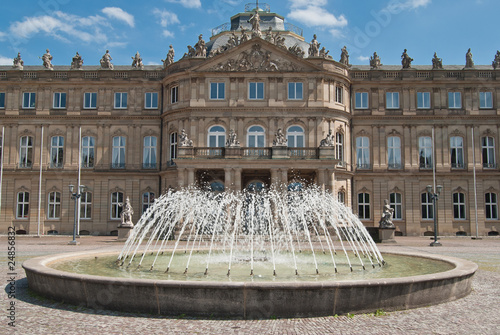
[320,129,335,147]
[13,52,24,70]
[401,49,413,69]
[308,34,320,57]
[432,52,443,69]
[370,52,382,69]
[492,50,500,69]
[179,129,193,147]
[131,51,144,69]
[71,52,83,70]
[119,197,134,228]
[248,9,261,38]
[100,50,114,70]
[340,46,350,66]
[465,48,474,68]
[41,49,53,70]
[162,45,175,67]
[225,129,240,147]
[194,34,206,57]
[379,199,395,228]
[273,128,287,146]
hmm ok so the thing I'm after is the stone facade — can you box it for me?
[0,6,499,237]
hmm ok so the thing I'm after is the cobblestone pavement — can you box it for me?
[1,235,499,335]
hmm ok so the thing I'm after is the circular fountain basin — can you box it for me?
[23,250,477,318]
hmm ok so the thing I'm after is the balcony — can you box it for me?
[178,147,334,160]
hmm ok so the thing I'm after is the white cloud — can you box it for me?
[165,0,201,9]
[288,6,348,28]
[387,0,431,11]
[329,28,344,39]
[162,30,175,38]
[153,9,180,28]
[0,56,12,65]
[289,0,328,8]
[358,56,370,62]
[0,32,6,41]
[101,7,135,28]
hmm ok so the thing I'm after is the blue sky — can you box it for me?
[0,0,498,67]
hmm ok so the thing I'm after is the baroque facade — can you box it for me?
[0,5,499,237]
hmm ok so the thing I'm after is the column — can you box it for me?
[270,168,279,187]
[187,168,195,186]
[234,168,242,191]
[177,168,186,189]
[224,168,233,191]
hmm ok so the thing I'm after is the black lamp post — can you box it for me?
[68,184,85,245]
[427,184,443,247]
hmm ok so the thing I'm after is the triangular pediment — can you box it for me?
[191,39,322,73]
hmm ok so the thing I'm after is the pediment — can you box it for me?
[192,39,322,73]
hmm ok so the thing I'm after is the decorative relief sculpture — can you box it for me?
[131,51,144,69]
[288,44,305,58]
[273,128,287,146]
[228,32,239,48]
[118,197,134,228]
[13,52,24,70]
[70,52,83,70]
[432,52,443,69]
[493,50,500,69]
[225,129,240,147]
[264,26,273,42]
[340,46,350,66]
[162,45,175,67]
[100,50,114,70]
[401,49,413,69]
[248,9,262,38]
[308,34,320,57]
[179,129,193,147]
[194,34,207,57]
[274,34,286,49]
[319,129,335,147]
[370,52,382,69]
[183,45,196,59]
[379,199,395,228]
[319,47,331,59]
[465,48,474,68]
[240,26,250,43]
[40,49,53,70]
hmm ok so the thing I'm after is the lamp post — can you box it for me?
[427,184,443,247]
[68,184,85,245]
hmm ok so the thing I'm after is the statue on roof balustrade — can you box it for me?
[13,52,24,70]
[340,46,350,66]
[401,49,413,69]
[465,48,474,68]
[493,50,500,69]
[71,52,83,70]
[162,45,175,67]
[41,49,53,70]
[370,52,382,69]
[248,9,262,38]
[100,49,114,70]
[131,51,144,69]
[308,34,320,57]
[432,52,443,69]
[194,34,207,57]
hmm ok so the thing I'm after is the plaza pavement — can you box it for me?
[1,235,499,335]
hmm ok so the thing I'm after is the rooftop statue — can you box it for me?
[465,48,474,68]
[319,129,335,147]
[13,52,24,70]
[41,49,53,70]
[493,50,500,69]
[227,32,239,48]
[194,34,207,57]
[183,45,196,59]
[131,51,144,69]
[100,49,114,70]
[308,34,320,57]
[248,9,262,38]
[162,45,175,68]
[225,129,240,147]
[275,33,286,49]
[319,47,330,59]
[401,49,413,69]
[273,128,287,147]
[340,46,350,66]
[288,44,304,58]
[179,129,193,147]
[70,52,83,70]
[240,26,250,43]
[379,199,395,228]
[118,197,134,228]
[432,52,443,69]
[370,52,382,69]
[264,26,273,42]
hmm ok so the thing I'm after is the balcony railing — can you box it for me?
[179,147,327,160]
[288,148,318,159]
[242,148,272,158]
[483,162,498,169]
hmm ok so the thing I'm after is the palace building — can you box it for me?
[0,4,499,237]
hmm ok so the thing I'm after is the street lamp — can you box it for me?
[427,184,443,247]
[68,184,85,245]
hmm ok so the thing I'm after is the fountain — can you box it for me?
[23,186,477,318]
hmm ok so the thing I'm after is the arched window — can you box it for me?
[247,181,265,192]
[81,136,95,168]
[208,126,226,147]
[50,136,64,168]
[356,136,370,169]
[419,136,433,169]
[169,132,177,161]
[143,136,157,169]
[336,132,344,162]
[247,126,265,147]
[387,136,401,169]
[210,181,224,192]
[337,191,345,204]
[112,136,126,169]
[287,126,304,147]
[47,191,61,219]
[142,192,155,213]
[288,182,303,192]
[482,136,496,168]
[450,136,464,169]
[389,192,403,220]
[19,135,33,168]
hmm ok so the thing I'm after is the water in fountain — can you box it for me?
[118,185,384,278]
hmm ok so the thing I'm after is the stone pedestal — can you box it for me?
[225,147,241,159]
[272,146,288,159]
[319,147,335,159]
[178,147,194,158]
[378,227,396,243]
[117,225,133,241]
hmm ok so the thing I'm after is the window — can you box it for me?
[210,82,225,100]
[249,82,264,100]
[171,86,179,104]
[114,92,128,109]
[208,126,226,147]
[53,92,66,109]
[421,192,434,220]
[288,82,303,100]
[390,193,403,220]
[448,92,462,109]
[50,136,64,168]
[0,92,5,108]
[110,191,124,219]
[338,191,345,204]
[453,192,466,220]
[417,92,430,109]
[145,92,158,109]
[356,136,370,169]
[479,92,493,109]
[287,126,304,147]
[419,136,433,169]
[80,192,92,219]
[16,192,30,219]
[170,132,177,161]
[358,193,370,220]
[19,135,33,168]
[485,193,498,220]
[386,92,399,109]
[142,192,155,213]
[143,136,157,169]
[482,136,496,168]
[82,136,95,168]
[335,86,343,104]
[336,132,344,162]
[247,125,265,147]
[112,136,126,168]
[47,191,61,219]
[84,92,97,109]
[355,92,368,109]
[23,92,36,109]
[450,136,464,168]
[387,136,401,169]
